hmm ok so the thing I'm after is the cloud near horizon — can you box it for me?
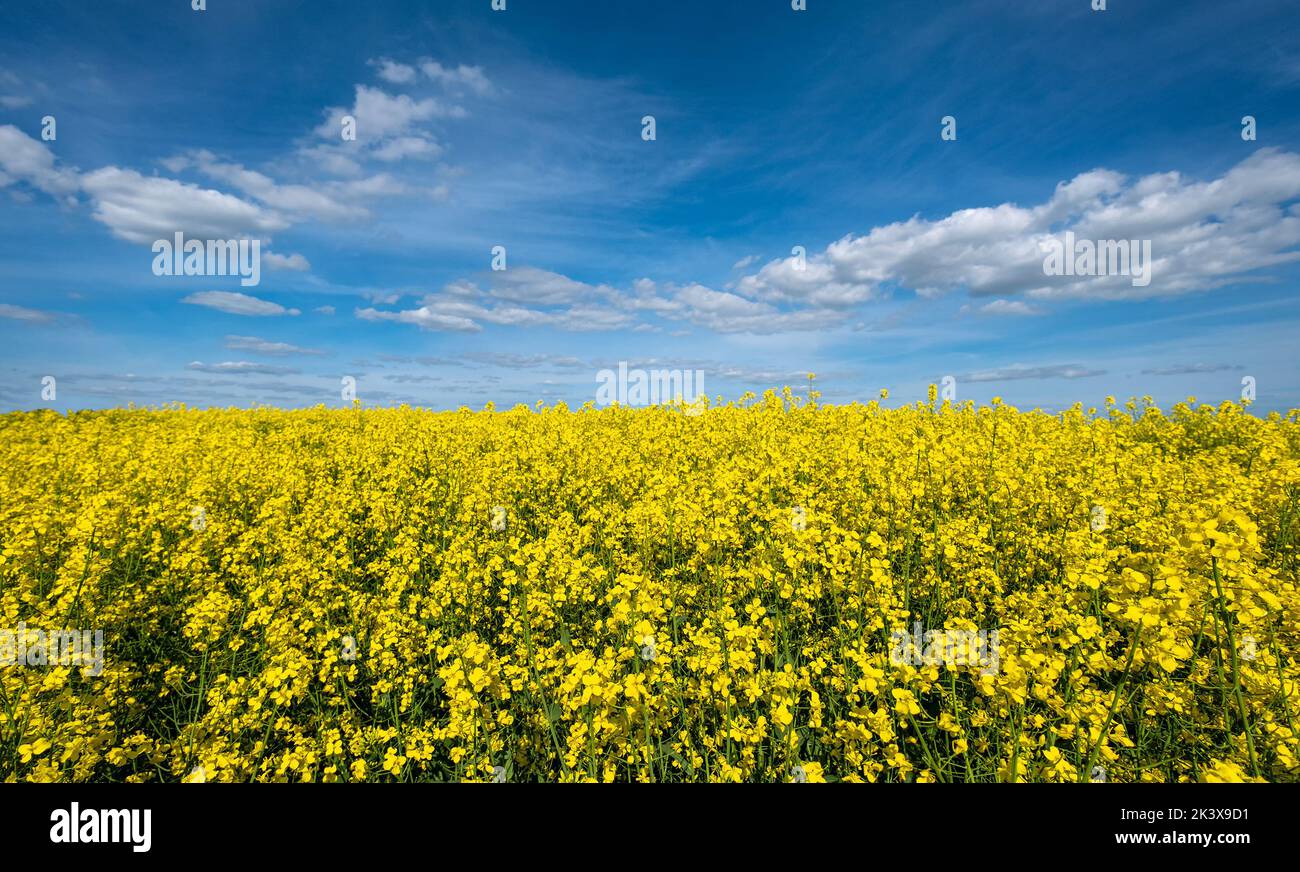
[349,149,1300,334]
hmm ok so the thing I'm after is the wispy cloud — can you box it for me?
[183,291,300,317]
[187,360,301,375]
[1141,363,1243,376]
[224,335,323,356]
[0,302,66,324]
[355,305,480,332]
[962,364,1106,383]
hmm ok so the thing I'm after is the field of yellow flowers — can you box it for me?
[1,389,1298,782]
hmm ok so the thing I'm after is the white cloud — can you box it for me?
[484,267,616,306]
[371,58,417,85]
[332,173,409,198]
[355,305,481,332]
[733,149,1300,305]
[355,275,639,332]
[736,250,881,307]
[315,85,465,142]
[299,79,471,173]
[428,285,637,331]
[224,335,323,355]
[367,57,492,94]
[188,360,301,375]
[0,302,61,324]
[354,267,846,335]
[962,364,1105,383]
[182,291,300,317]
[158,155,190,174]
[186,151,364,222]
[419,60,493,95]
[371,135,443,162]
[968,299,1044,316]
[0,125,79,199]
[660,282,842,333]
[674,283,770,318]
[5,74,469,259]
[295,144,362,177]
[263,251,311,271]
[461,352,585,369]
[81,167,288,244]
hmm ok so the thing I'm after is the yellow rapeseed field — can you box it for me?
[1,387,1298,782]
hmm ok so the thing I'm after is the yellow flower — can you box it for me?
[0,394,1294,783]
[18,739,51,764]
[891,689,921,717]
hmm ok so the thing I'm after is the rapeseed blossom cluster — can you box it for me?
[1,389,1296,782]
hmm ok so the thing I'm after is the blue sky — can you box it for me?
[1,0,1298,412]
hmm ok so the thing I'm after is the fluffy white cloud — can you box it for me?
[263,251,311,271]
[482,267,617,306]
[419,60,493,95]
[304,65,487,171]
[355,305,481,332]
[354,273,638,333]
[346,142,1300,341]
[371,58,417,85]
[967,299,1044,316]
[331,172,409,198]
[735,149,1300,305]
[673,283,770,318]
[418,294,577,329]
[184,151,363,222]
[0,125,79,199]
[5,75,462,259]
[81,167,287,243]
[90,143,410,245]
[371,135,442,162]
[354,268,847,335]
[626,280,841,333]
[366,57,492,94]
[316,85,464,142]
[736,251,881,307]
[295,144,362,177]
